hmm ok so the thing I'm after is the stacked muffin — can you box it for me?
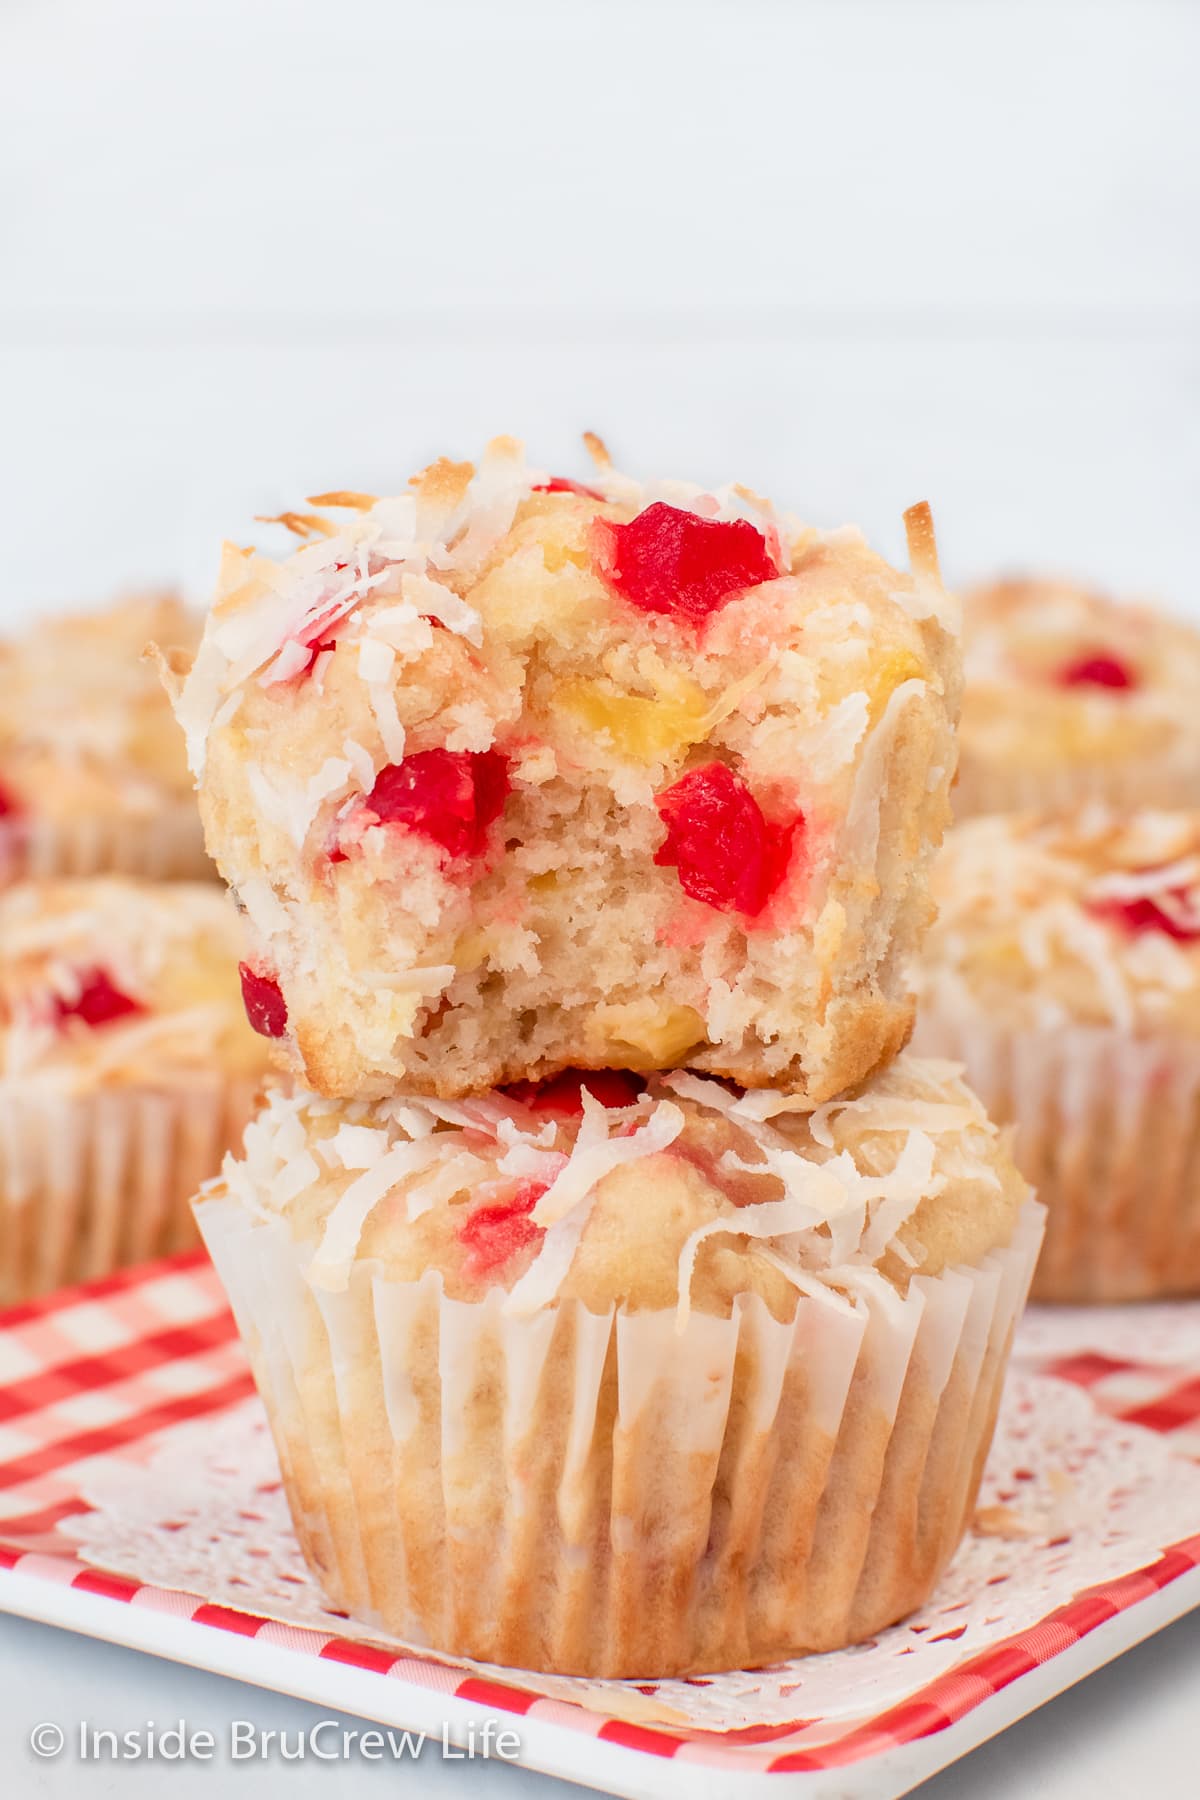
[917,575,1200,1302]
[173,438,1043,1676]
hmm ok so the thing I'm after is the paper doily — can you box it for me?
[63,1359,1200,1736]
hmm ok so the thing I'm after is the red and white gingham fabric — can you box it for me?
[1,1252,1200,1777]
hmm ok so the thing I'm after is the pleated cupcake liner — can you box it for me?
[953,753,1200,821]
[915,997,1200,1302]
[0,807,212,884]
[0,1075,261,1305]
[197,1191,1043,1678]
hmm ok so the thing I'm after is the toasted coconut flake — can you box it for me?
[486,433,523,464]
[904,501,940,583]
[409,457,475,509]
[307,491,379,511]
[145,641,187,703]
[900,501,959,630]
[255,511,337,541]
[581,430,611,471]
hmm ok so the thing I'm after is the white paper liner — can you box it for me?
[0,807,212,884]
[914,995,1200,1302]
[196,1193,1043,1678]
[954,752,1200,821]
[0,1076,260,1304]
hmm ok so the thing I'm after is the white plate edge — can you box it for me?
[3,1562,1200,1799]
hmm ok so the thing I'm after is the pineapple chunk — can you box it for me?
[471,516,601,647]
[555,669,710,762]
[586,1000,707,1068]
[867,649,925,717]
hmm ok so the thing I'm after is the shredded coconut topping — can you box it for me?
[220,1060,1007,1318]
[924,811,1200,1031]
[0,878,271,1088]
[173,436,910,784]
[959,578,1200,775]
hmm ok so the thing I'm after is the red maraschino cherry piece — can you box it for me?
[292,602,347,677]
[238,963,289,1037]
[296,633,340,677]
[1057,652,1137,691]
[365,748,510,860]
[55,968,144,1028]
[503,1069,646,1118]
[0,779,17,818]
[531,477,604,500]
[278,567,352,680]
[458,1180,548,1276]
[1089,889,1200,944]
[594,502,778,625]
[654,763,800,917]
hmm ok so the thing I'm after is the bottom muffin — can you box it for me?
[197,1055,1042,1678]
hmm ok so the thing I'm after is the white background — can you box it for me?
[1,0,1198,623]
[2,1,1199,1794]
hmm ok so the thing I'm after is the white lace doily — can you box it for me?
[62,1354,1200,1735]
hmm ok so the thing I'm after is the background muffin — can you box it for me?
[0,877,274,1301]
[0,592,211,881]
[172,437,960,1104]
[197,1054,1041,1677]
[915,809,1200,1301]
[956,577,1200,817]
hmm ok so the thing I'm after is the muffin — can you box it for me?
[167,437,960,1104]
[915,809,1200,1301]
[0,592,211,882]
[0,878,275,1302]
[957,576,1200,817]
[196,1054,1042,1676]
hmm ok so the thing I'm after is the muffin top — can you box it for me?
[923,810,1200,1033]
[961,577,1200,776]
[0,593,200,825]
[214,1053,1027,1323]
[168,436,959,1100]
[0,878,275,1089]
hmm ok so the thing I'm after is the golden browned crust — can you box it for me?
[408,455,475,510]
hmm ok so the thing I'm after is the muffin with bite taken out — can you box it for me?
[168,437,961,1106]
